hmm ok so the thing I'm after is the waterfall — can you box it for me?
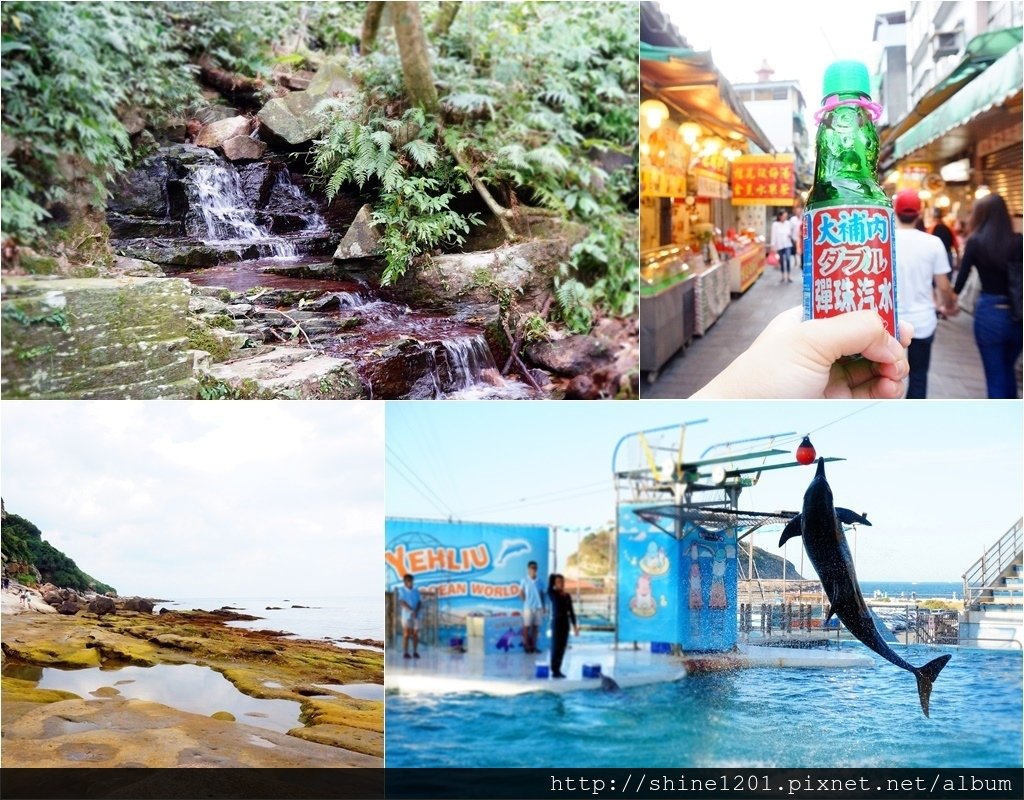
[185,164,297,259]
[272,170,328,233]
[439,336,497,392]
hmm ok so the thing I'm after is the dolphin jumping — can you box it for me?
[780,458,951,716]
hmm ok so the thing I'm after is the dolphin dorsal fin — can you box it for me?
[778,515,803,547]
[836,507,871,526]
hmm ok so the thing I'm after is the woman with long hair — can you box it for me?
[953,194,1023,398]
[547,573,578,679]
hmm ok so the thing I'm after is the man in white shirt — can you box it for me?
[518,560,547,654]
[892,189,958,398]
[770,210,794,283]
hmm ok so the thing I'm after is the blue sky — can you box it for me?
[387,401,1023,583]
[2,402,384,598]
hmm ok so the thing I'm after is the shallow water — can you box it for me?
[4,663,304,733]
[385,644,1023,767]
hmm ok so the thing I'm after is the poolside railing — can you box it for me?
[962,517,1023,609]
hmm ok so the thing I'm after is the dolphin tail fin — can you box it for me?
[914,654,952,717]
[836,507,871,526]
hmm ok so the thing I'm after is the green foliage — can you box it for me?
[313,103,479,285]
[313,1,638,321]
[1,1,198,240]
[1,512,116,594]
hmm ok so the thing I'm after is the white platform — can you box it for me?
[385,642,874,696]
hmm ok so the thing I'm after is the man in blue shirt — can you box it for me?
[518,560,547,654]
[399,573,421,659]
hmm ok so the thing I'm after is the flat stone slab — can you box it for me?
[1,276,195,399]
[203,346,362,399]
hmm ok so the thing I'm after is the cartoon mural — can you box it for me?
[616,506,738,651]
[385,519,550,618]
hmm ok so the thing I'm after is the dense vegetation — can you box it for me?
[314,2,639,325]
[2,1,637,332]
[1,511,116,594]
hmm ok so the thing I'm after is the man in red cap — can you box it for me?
[893,189,958,398]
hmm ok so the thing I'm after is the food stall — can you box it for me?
[639,28,776,382]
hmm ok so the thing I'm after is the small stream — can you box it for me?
[112,144,538,399]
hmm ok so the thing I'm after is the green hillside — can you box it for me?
[1,507,116,594]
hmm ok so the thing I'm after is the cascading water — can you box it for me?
[438,336,497,392]
[272,170,328,234]
[185,164,297,259]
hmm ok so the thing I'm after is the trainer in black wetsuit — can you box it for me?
[548,573,579,679]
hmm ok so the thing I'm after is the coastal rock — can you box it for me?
[43,592,63,607]
[122,597,154,614]
[88,596,116,616]
[211,711,236,722]
[57,600,81,616]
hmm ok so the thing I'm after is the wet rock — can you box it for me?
[88,596,116,616]
[211,711,236,722]
[57,600,81,616]
[526,335,608,377]
[333,205,382,261]
[195,116,252,149]
[236,163,275,208]
[202,346,362,400]
[221,135,267,162]
[107,215,183,240]
[107,156,171,219]
[116,240,258,267]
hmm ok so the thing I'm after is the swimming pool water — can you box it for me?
[385,644,1022,768]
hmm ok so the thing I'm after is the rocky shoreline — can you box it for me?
[0,585,383,767]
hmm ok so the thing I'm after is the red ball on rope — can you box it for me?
[795,435,816,465]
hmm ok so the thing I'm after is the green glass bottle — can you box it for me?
[803,60,897,337]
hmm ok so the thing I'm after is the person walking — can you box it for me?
[953,193,1023,398]
[547,574,578,679]
[788,206,803,273]
[929,208,957,271]
[770,210,794,283]
[518,560,546,654]
[892,190,958,399]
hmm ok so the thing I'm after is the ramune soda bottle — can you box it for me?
[803,60,898,337]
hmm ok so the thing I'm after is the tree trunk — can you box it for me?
[431,2,461,37]
[392,2,439,114]
[360,1,385,55]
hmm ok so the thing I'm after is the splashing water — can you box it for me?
[186,164,297,259]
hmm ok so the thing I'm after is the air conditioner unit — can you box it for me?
[932,31,960,59]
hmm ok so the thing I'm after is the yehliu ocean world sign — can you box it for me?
[384,519,550,616]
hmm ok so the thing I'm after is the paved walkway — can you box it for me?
[643,266,1021,399]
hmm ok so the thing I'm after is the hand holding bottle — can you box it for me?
[691,307,913,399]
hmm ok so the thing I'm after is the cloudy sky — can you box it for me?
[387,401,1022,584]
[2,402,383,598]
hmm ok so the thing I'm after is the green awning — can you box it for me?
[880,27,1023,150]
[894,41,1023,160]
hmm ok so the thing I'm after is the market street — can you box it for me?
[642,265,1021,400]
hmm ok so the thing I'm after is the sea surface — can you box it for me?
[858,581,962,599]
[158,595,383,646]
[386,642,1022,768]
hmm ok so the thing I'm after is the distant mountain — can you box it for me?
[739,544,804,580]
[1,503,116,594]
